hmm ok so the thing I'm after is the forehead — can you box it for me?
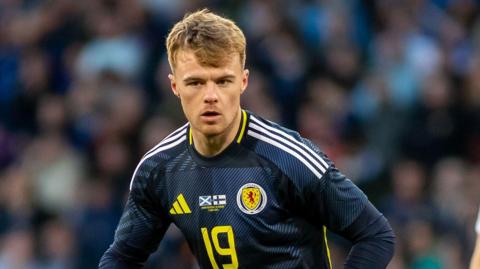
[174,50,242,76]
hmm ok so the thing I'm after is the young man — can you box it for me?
[99,9,394,269]
[471,207,480,269]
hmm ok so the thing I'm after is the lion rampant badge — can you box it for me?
[237,183,267,214]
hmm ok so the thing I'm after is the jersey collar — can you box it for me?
[188,109,248,146]
[187,109,249,166]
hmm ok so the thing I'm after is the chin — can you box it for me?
[201,125,225,137]
[200,124,225,136]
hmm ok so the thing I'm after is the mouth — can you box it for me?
[201,111,221,117]
[200,111,222,123]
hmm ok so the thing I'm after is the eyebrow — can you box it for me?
[214,75,236,81]
[182,75,236,83]
[183,77,205,84]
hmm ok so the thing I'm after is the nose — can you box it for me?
[204,81,218,104]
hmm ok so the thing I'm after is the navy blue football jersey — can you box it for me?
[101,110,371,269]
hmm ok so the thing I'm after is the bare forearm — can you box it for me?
[470,235,480,269]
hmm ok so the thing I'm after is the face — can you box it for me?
[169,50,249,137]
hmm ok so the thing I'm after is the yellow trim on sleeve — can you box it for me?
[323,226,332,269]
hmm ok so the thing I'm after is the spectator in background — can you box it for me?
[37,218,77,269]
[0,228,37,269]
[404,218,443,269]
[381,159,432,227]
[75,0,146,81]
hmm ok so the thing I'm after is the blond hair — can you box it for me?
[166,9,246,71]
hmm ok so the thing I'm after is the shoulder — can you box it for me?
[129,123,189,191]
[245,112,331,184]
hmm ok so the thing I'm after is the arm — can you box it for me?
[340,201,395,268]
[99,164,171,268]
[251,128,394,267]
[471,209,480,269]
[303,167,394,269]
[470,234,480,269]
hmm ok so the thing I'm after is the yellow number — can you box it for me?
[201,227,219,269]
[201,225,238,269]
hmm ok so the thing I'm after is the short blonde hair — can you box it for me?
[166,9,246,71]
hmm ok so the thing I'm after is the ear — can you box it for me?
[168,73,180,97]
[240,69,249,94]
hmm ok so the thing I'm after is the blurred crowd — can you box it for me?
[1,0,480,268]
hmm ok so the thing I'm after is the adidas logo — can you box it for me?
[169,194,192,215]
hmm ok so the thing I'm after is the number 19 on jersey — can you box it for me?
[201,225,239,269]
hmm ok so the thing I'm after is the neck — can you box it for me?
[192,108,242,157]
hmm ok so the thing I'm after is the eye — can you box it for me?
[187,81,203,87]
[217,79,232,86]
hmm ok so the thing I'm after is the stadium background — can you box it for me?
[1,0,480,268]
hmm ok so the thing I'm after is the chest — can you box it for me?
[162,167,288,238]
